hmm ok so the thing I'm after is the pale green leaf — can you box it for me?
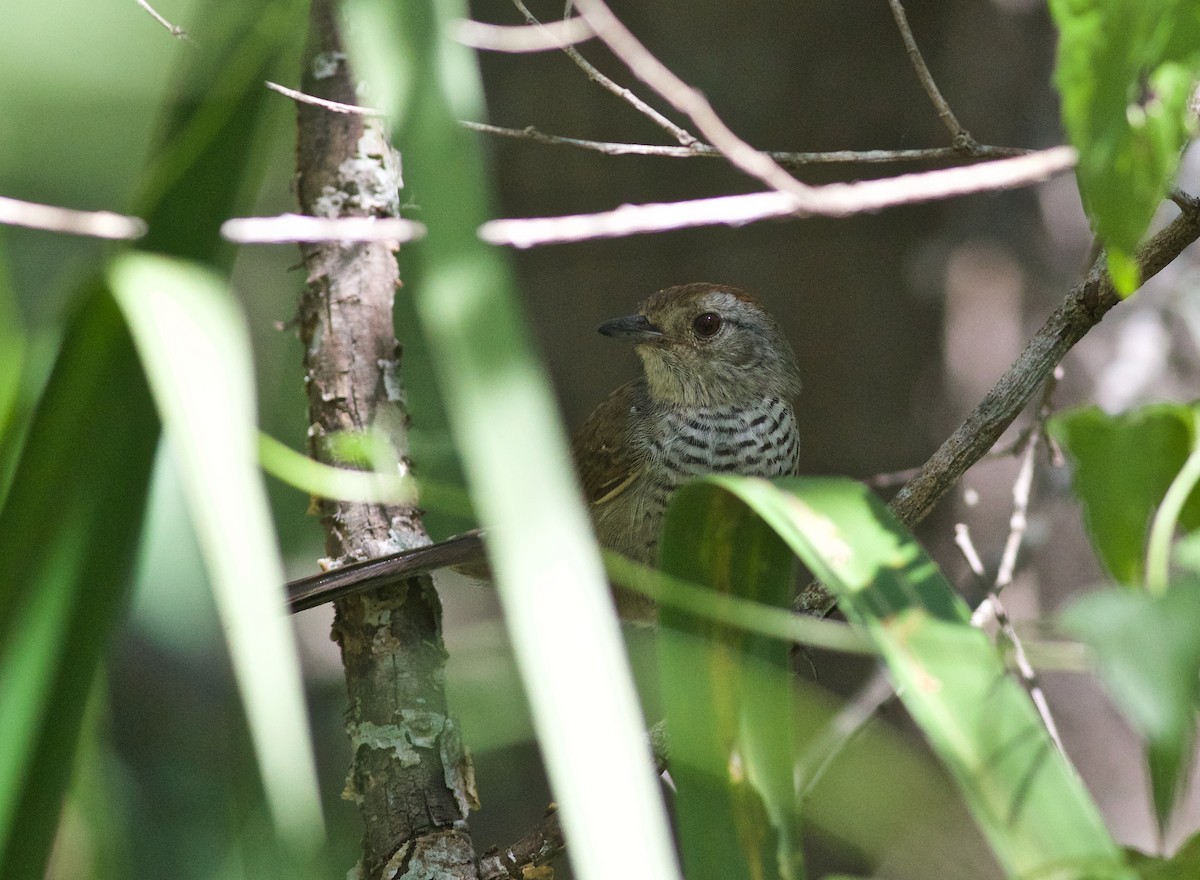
[109,253,322,845]
[340,4,682,880]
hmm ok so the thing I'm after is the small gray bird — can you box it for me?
[572,282,802,619]
[283,283,801,616]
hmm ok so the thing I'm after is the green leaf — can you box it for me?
[0,2,312,873]
[1061,583,1200,832]
[340,4,682,880]
[0,241,26,504]
[1127,831,1200,879]
[659,484,807,880]
[669,476,1131,880]
[109,253,322,843]
[1049,0,1200,295]
[0,290,159,879]
[1049,403,1200,585]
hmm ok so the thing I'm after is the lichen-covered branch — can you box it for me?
[294,2,479,877]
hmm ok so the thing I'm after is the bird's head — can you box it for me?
[598,283,802,407]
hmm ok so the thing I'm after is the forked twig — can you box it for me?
[510,0,698,147]
[886,0,971,147]
[958,521,1067,756]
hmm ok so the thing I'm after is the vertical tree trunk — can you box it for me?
[294,3,479,877]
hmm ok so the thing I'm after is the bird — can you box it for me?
[573,282,802,619]
[285,283,802,619]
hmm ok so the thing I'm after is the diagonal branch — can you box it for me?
[796,196,1200,614]
[294,2,480,878]
[886,0,970,146]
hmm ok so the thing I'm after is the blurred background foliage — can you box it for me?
[4,0,1200,878]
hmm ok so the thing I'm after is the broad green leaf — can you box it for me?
[109,253,322,843]
[0,290,159,879]
[1049,403,1200,585]
[1049,0,1200,294]
[1061,583,1200,831]
[340,4,682,880]
[659,485,807,880]
[671,476,1131,880]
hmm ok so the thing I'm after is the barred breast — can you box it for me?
[622,395,800,565]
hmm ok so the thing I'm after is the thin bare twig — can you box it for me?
[479,145,1076,248]
[135,0,192,42]
[510,0,698,147]
[222,213,426,244]
[795,667,895,808]
[886,0,971,148]
[0,195,146,240]
[266,80,385,116]
[286,532,484,613]
[570,0,812,198]
[463,121,1030,166]
[993,372,1059,594]
[957,522,1067,756]
[454,16,594,52]
[864,465,923,490]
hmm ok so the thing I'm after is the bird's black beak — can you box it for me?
[597,313,663,341]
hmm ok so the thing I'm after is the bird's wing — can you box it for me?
[571,378,648,506]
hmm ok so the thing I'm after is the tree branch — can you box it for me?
[294,2,479,878]
[479,146,1076,247]
[479,808,567,880]
[796,197,1200,614]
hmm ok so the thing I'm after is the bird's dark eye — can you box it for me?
[692,312,722,338]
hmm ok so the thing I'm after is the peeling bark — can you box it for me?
[294,2,479,877]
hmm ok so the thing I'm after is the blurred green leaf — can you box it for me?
[1049,403,1200,585]
[606,552,872,655]
[672,476,1131,880]
[341,3,682,880]
[1048,0,1200,294]
[659,483,806,880]
[1061,582,1200,832]
[109,253,322,843]
[257,432,473,518]
[133,1,302,266]
[0,241,26,503]
[0,289,159,880]
[0,1,311,873]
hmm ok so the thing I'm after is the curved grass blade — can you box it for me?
[0,290,158,879]
[664,475,1132,880]
[109,252,322,844]
[658,485,808,880]
[340,3,682,880]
